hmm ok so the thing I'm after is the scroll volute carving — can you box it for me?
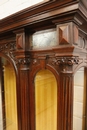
[52,57,79,66]
[51,56,79,73]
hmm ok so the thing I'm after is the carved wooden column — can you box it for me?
[58,58,74,130]
[14,28,30,130]
[53,56,79,130]
[60,71,73,130]
[55,21,80,130]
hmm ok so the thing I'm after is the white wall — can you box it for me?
[0,0,45,19]
[73,67,85,130]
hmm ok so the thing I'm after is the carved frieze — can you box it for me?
[52,57,79,66]
[16,58,31,65]
[0,41,31,67]
[0,42,16,52]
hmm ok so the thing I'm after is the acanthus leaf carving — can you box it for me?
[52,57,79,66]
[16,58,31,65]
[6,50,31,65]
[10,53,31,65]
[33,59,37,65]
[0,42,16,52]
[0,42,31,65]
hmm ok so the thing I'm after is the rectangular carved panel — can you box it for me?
[59,25,70,45]
[16,34,24,49]
[57,23,71,45]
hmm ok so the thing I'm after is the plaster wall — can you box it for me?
[73,67,85,130]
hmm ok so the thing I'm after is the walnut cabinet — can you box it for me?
[0,0,87,130]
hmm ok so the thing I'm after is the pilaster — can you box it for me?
[14,28,31,130]
[59,67,74,130]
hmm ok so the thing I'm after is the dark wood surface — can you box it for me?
[0,0,87,130]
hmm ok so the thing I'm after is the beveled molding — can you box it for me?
[57,22,79,46]
[0,0,87,35]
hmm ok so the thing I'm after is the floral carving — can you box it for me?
[52,57,79,66]
[15,58,31,65]
[33,59,37,65]
[0,42,16,51]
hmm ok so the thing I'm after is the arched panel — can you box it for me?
[35,69,57,130]
[0,57,18,130]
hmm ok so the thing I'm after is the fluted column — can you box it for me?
[59,72,73,130]
[56,56,79,130]
[14,28,31,130]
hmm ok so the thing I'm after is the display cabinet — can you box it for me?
[0,0,87,130]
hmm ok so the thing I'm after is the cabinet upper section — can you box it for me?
[0,0,87,35]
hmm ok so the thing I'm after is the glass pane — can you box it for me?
[73,67,86,130]
[31,29,57,49]
[35,69,57,130]
[0,58,18,130]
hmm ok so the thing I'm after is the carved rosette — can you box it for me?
[52,57,79,66]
